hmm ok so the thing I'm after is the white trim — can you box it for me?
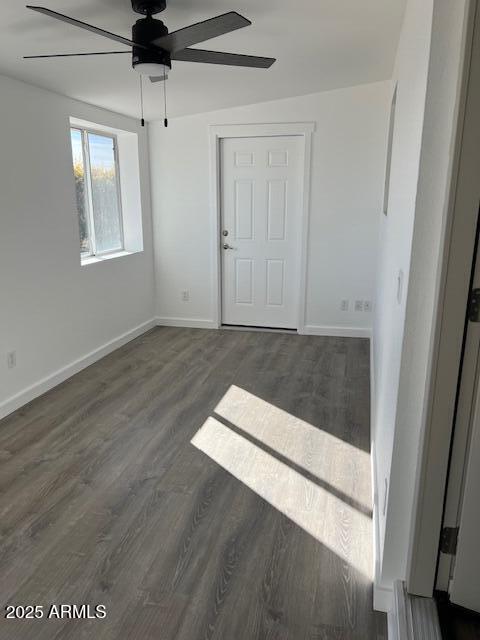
[371,333,396,614]
[81,249,138,266]
[155,317,218,329]
[387,581,442,639]
[389,581,411,640]
[373,405,393,614]
[406,0,479,596]
[209,122,315,139]
[302,324,372,339]
[370,333,387,613]
[370,332,376,473]
[0,319,156,421]
[73,124,125,258]
[208,122,315,332]
[372,442,392,612]
[375,582,394,614]
[388,612,399,640]
[154,317,371,338]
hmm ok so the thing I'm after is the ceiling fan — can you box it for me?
[24,1,276,82]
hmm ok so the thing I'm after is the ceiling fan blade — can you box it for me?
[150,75,167,82]
[152,12,250,53]
[26,6,146,49]
[24,51,131,59]
[172,48,276,68]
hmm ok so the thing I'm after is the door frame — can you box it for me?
[208,122,315,331]
[406,0,480,596]
[436,210,480,593]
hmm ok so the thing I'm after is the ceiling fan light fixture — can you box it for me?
[134,62,169,76]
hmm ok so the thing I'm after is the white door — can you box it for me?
[449,361,480,612]
[220,136,303,329]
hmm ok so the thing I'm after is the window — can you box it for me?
[70,127,124,257]
[383,85,397,216]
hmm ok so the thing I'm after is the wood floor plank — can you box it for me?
[0,327,386,640]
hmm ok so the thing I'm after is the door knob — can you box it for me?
[223,243,235,250]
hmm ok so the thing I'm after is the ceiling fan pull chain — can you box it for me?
[139,74,145,127]
[163,76,168,128]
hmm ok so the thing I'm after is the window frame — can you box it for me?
[71,125,125,259]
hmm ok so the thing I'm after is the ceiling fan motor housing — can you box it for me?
[131,0,166,16]
[132,17,171,72]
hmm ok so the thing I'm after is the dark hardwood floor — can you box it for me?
[0,327,386,639]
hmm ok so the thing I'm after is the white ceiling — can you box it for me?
[0,0,406,120]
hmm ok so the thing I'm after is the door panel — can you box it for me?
[267,180,287,240]
[266,260,285,306]
[234,181,254,239]
[235,259,254,305]
[221,136,302,329]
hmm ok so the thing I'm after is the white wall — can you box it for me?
[372,0,471,608]
[372,0,434,601]
[0,74,155,417]
[149,83,390,334]
[372,0,434,607]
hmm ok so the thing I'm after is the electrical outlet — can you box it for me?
[340,299,349,312]
[364,300,372,312]
[354,300,363,312]
[7,351,16,369]
[181,290,190,302]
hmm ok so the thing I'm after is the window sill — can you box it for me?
[81,250,138,266]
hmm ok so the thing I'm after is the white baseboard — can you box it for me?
[0,316,371,421]
[372,444,393,613]
[371,335,383,613]
[0,318,156,421]
[302,324,372,339]
[388,610,398,640]
[387,580,442,639]
[155,319,372,338]
[375,582,394,613]
[156,317,218,329]
[388,581,408,640]
[370,333,394,614]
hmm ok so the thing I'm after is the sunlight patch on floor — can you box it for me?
[191,385,374,581]
[215,385,371,512]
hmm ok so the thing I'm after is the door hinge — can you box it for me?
[468,288,480,322]
[440,527,459,555]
